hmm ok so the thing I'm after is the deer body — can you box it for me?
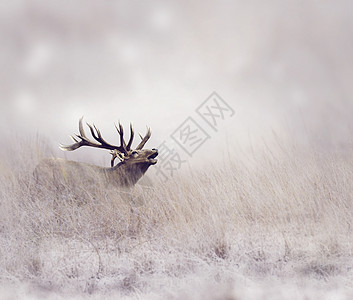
[34,118,158,189]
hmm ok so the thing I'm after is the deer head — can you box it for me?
[59,117,158,187]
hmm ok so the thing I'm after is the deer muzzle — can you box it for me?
[147,150,158,164]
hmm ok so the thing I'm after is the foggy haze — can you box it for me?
[1,0,353,166]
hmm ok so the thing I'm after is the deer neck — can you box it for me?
[108,161,151,187]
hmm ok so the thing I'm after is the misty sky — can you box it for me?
[1,0,353,165]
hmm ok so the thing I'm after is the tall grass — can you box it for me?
[1,135,353,299]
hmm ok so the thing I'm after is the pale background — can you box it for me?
[1,0,352,166]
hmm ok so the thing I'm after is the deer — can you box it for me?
[34,118,158,190]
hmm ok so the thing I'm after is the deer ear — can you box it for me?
[110,149,125,167]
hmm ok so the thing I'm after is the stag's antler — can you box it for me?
[136,127,151,150]
[60,117,124,152]
[61,117,132,166]
[60,118,152,167]
[114,122,135,153]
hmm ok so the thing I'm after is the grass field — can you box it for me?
[1,135,353,299]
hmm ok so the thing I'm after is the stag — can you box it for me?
[34,118,158,189]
